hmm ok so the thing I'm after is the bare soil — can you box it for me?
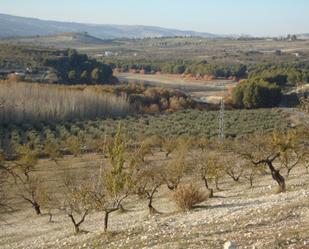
[1,152,309,249]
[116,72,235,104]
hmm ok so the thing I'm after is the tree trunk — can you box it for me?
[215,178,222,191]
[68,214,80,233]
[24,172,30,182]
[249,176,253,188]
[148,196,158,215]
[118,204,126,213]
[74,224,80,233]
[267,161,286,193]
[33,202,41,215]
[203,177,214,198]
[165,151,170,158]
[104,211,109,232]
[233,176,240,182]
[286,168,292,177]
[228,173,240,182]
[48,212,53,223]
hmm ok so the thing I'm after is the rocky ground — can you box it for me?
[1,154,309,249]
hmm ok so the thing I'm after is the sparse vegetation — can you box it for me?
[172,183,207,211]
[1,18,309,249]
[59,172,92,233]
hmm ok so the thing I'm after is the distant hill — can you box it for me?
[1,32,110,47]
[0,13,220,40]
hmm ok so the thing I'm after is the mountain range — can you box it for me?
[0,13,219,40]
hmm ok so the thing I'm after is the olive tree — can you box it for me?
[65,136,82,157]
[87,124,134,232]
[15,144,38,181]
[14,144,44,215]
[243,162,264,188]
[223,154,245,182]
[161,140,190,190]
[193,151,224,198]
[237,133,288,193]
[277,130,304,177]
[58,173,91,233]
[18,177,43,215]
[44,135,62,164]
[134,164,163,215]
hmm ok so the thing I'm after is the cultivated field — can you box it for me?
[1,29,309,249]
[90,38,309,64]
[3,37,309,65]
[0,109,290,155]
[1,152,309,249]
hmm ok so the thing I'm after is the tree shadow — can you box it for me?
[193,200,262,210]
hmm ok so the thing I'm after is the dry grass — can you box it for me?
[172,183,207,211]
[0,82,131,124]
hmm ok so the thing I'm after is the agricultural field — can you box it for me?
[0,108,290,155]
[2,37,309,70]
[86,38,309,64]
[0,8,309,249]
[1,138,309,249]
[1,52,307,249]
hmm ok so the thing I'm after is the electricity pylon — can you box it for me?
[219,97,225,140]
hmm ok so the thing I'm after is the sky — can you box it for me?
[1,0,308,36]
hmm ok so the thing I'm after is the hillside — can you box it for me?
[1,152,309,249]
[0,13,219,40]
[1,32,110,48]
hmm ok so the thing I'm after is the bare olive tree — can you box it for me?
[134,164,163,215]
[193,151,224,198]
[161,140,190,190]
[18,177,44,215]
[274,130,304,177]
[223,154,245,182]
[13,144,45,215]
[57,173,92,233]
[243,162,265,188]
[237,133,288,193]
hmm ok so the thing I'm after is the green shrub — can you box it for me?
[232,80,282,109]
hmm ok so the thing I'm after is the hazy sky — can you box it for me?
[1,0,308,36]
